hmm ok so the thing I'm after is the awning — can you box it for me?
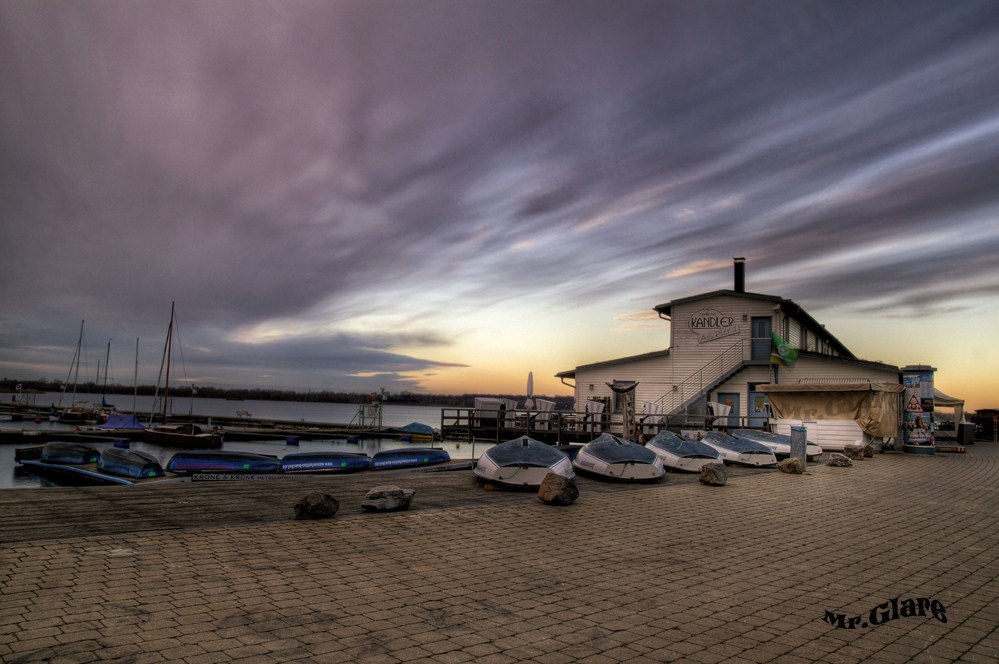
[933,388,965,424]
[758,382,904,437]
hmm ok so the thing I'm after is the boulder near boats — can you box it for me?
[572,433,665,482]
[694,431,778,467]
[644,430,724,473]
[279,451,371,473]
[369,447,451,470]
[731,429,822,460]
[165,450,281,474]
[474,436,574,488]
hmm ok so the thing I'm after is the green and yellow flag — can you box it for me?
[770,332,798,367]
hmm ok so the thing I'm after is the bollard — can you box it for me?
[790,426,808,467]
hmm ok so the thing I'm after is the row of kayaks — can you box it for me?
[17,442,454,485]
[474,429,824,488]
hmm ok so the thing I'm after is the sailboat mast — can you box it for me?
[102,339,111,395]
[61,320,84,407]
[133,337,139,413]
[163,302,174,420]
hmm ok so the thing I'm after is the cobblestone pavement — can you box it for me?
[2,443,997,663]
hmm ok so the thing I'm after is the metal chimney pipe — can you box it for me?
[734,257,746,292]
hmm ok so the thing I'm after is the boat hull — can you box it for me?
[166,450,281,473]
[19,460,136,485]
[280,452,371,473]
[41,441,100,465]
[144,423,223,449]
[731,429,823,459]
[474,436,574,488]
[697,432,778,467]
[370,447,451,470]
[645,431,724,473]
[97,448,166,479]
[572,434,665,481]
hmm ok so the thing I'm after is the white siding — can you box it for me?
[572,354,670,414]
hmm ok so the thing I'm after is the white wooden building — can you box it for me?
[556,258,901,433]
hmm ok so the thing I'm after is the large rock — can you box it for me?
[699,463,727,486]
[294,492,339,520]
[362,485,416,512]
[863,444,875,458]
[843,444,866,460]
[537,473,579,505]
[826,453,853,467]
[778,457,806,474]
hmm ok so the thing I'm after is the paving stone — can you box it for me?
[1,445,997,663]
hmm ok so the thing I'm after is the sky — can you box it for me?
[1,1,998,411]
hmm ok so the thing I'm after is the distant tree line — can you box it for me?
[0,377,574,410]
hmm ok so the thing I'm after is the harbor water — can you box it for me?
[0,392,489,489]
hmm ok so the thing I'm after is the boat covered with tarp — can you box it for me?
[731,429,822,459]
[474,436,574,488]
[696,431,778,467]
[644,430,723,472]
[572,433,664,482]
[391,422,436,441]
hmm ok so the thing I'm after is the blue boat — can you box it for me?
[41,441,100,465]
[370,447,451,470]
[165,450,281,474]
[645,430,724,472]
[572,433,665,481]
[97,447,166,479]
[280,451,371,474]
[474,436,574,488]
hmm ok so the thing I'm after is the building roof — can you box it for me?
[654,289,855,358]
[791,350,900,374]
[555,349,669,379]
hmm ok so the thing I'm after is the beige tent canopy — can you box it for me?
[758,382,905,437]
[933,388,964,426]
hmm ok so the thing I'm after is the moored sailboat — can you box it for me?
[146,303,223,448]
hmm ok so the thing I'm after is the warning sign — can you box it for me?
[906,395,923,413]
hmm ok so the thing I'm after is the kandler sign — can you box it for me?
[689,307,739,343]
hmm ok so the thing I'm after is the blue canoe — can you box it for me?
[97,447,166,479]
[41,441,100,465]
[370,447,451,470]
[280,451,371,473]
[166,450,281,474]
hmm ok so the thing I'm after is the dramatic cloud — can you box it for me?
[1,1,997,401]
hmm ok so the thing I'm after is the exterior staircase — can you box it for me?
[655,340,747,416]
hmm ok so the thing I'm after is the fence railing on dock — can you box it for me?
[439,408,763,444]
